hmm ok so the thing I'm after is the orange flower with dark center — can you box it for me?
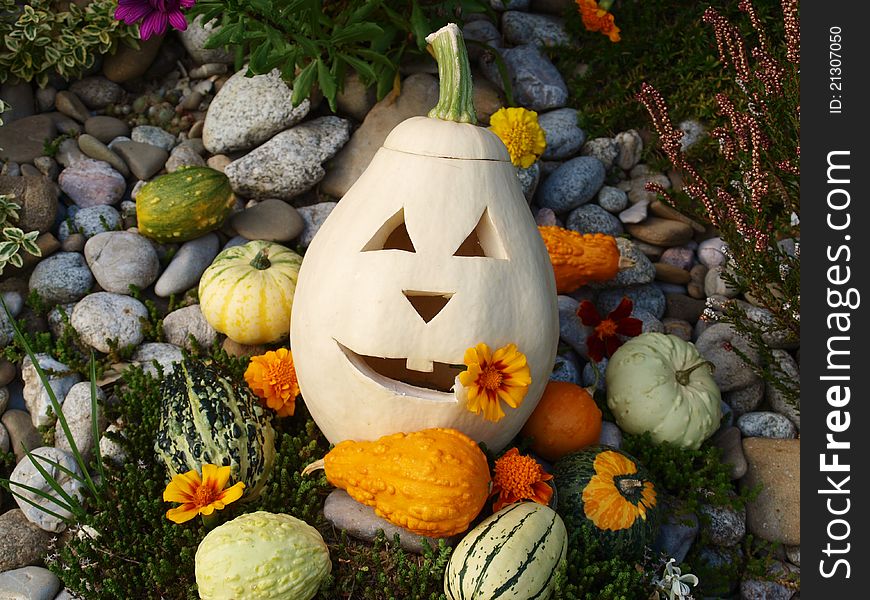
[244,348,299,417]
[490,448,554,512]
[577,297,642,362]
[576,0,621,42]
[162,464,245,524]
[582,450,656,530]
[457,343,532,422]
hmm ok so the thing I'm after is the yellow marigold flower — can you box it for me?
[489,107,547,168]
[582,450,657,530]
[490,448,553,512]
[163,464,245,524]
[456,342,532,422]
[577,0,621,43]
[245,348,299,417]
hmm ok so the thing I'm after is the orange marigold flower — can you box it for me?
[163,464,245,524]
[245,348,299,417]
[456,343,532,423]
[490,448,554,512]
[577,0,621,42]
[582,450,657,531]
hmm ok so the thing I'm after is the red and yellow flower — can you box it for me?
[456,343,532,422]
[163,464,245,524]
[582,450,657,530]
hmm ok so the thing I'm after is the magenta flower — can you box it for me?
[115,0,196,40]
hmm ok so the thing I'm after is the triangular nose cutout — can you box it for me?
[403,291,453,323]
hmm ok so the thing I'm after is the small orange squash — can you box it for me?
[302,428,491,537]
[521,381,602,462]
[538,226,624,293]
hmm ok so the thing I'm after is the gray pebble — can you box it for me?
[537,156,605,213]
[660,246,695,270]
[516,162,540,203]
[766,350,800,428]
[55,381,106,462]
[614,129,643,170]
[0,509,54,572]
[663,318,693,341]
[10,448,84,532]
[132,343,183,378]
[534,207,558,227]
[597,186,628,213]
[598,421,622,449]
[712,426,747,479]
[500,45,568,111]
[77,133,130,177]
[296,202,336,248]
[73,205,122,238]
[557,295,591,360]
[598,284,666,319]
[162,304,218,350]
[84,231,160,294]
[737,411,797,439]
[581,357,607,392]
[28,252,94,305]
[618,199,649,224]
[54,90,91,123]
[549,352,582,384]
[652,508,699,564]
[112,140,169,181]
[501,11,570,48]
[695,323,761,392]
[538,108,585,160]
[740,561,797,600]
[70,76,123,109]
[132,125,177,152]
[697,236,727,268]
[592,237,655,288]
[566,203,623,236]
[724,380,765,416]
[154,233,220,297]
[165,143,207,172]
[230,199,304,242]
[84,116,130,144]
[580,137,619,169]
[70,292,149,353]
[700,503,746,547]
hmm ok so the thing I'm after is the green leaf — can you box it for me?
[376,64,398,101]
[7,253,22,268]
[248,39,272,73]
[409,0,430,51]
[291,61,317,106]
[1,480,75,522]
[355,48,395,70]
[330,22,384,46]
[90,354,105,485]
[317,59,338,111]
[292,33,320,58]
[249,0,272,15]
[0,241,17,261]
[339,52,377,85]
[203,21,240,49]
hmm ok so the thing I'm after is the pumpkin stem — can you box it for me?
[674,360,715,386]
[301,458,325,477]
[618,478,644,494]
[249,247,271,270]
[426,23,477,124]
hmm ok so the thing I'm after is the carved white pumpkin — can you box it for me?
[290,25,559,452]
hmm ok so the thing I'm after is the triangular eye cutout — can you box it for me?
[453,208,508,259]
[403,291,454,323]
[362,208,416,252]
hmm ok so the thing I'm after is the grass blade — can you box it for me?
[90,353,106,485]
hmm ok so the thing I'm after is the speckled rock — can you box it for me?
[132,343,183,377]
[767,350,800,428]
[663,317,693,341]
[153,233,220,297]
[537,156,605,213]
[21,354,82,428]
[598,284,666,319]
[296,202,336,248]
[534,207,558,227]
[653,508,698,564]
[70,292,149,353]
[225,116,352,200]
[0,509,54,572]
[516,163,540,203]
[203,68,311,154]
[58,158,126,208]
[566,203,623,236]
[324,489,453,554]
[165,143,207,172]
[537,108,584,161]
[162,305,218,350]
[742,438,800,545]
[724,380,765,416]
[741,562,798,600]
[660,245,695,270]
[177,15,236,64]
[580,137,619,169]
[597,186,628,213]
[700,503,746,547]
[591,237,655,288]
[557,295,591,360]
[549,352,582,384]
[695,323,762,392]
[499,44,568,111]
[704,264,740,298]
[698,236,728,268]
[10,447,84,532]
[598,420,622,449]
[70,77,122,109]
[501,11,570,47]
[581,357,607,392]
[0,115,56,164]
[84,231,160,294]
[737,411,797,439]
[55,381,106,462]
[132,125,177,152]
[71,205,122,238]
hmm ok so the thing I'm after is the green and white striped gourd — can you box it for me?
[154,357,276,501]
[444,502,567,600]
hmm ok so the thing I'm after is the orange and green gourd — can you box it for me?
[538,226,624,293]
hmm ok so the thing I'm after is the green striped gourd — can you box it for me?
[136,166,235,243]
[154,357,276,501]
[444,502,567,600]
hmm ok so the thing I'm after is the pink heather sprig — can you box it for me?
[781,0,800,65]
[115,0,196,40]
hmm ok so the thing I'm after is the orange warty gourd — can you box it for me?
[538,226,622,293]
[521,381,603,462]
[302,428,491,537]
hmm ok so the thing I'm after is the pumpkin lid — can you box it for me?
[382,117,511,161]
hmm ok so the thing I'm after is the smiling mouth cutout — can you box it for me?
[336,341,463,400]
